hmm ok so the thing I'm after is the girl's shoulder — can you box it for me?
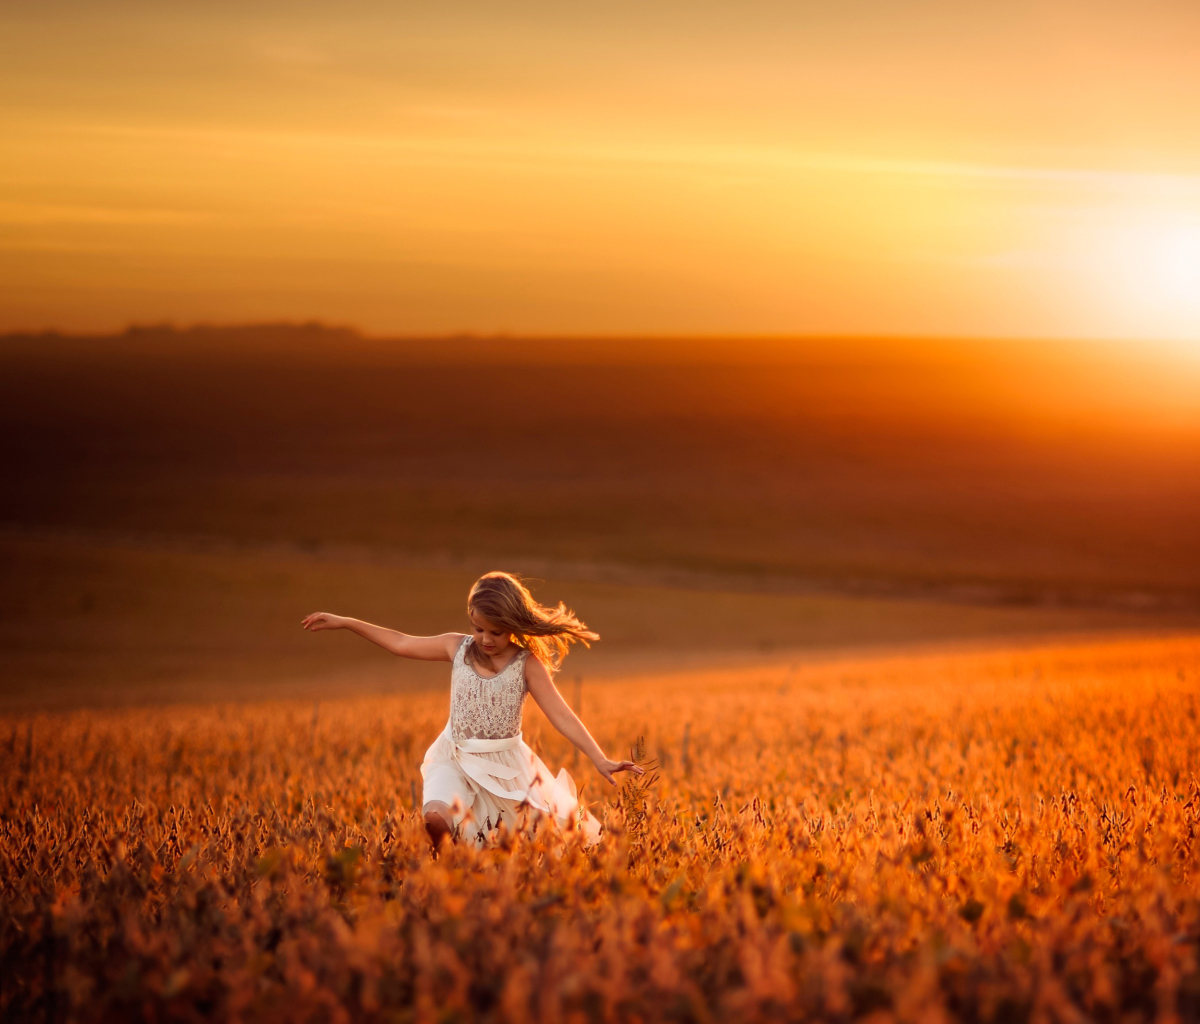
[519,648,549,683]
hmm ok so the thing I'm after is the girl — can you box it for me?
[301,572,643,850]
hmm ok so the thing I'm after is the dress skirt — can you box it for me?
[421,722,601,847]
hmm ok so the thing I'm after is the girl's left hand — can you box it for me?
[301,612,346,631]
[595,758,645,787]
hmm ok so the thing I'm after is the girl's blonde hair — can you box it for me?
[467,572,598,672]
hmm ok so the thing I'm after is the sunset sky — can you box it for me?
[2,0,1199,341]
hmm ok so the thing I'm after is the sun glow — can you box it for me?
[1060,206,1200,345]
[1117,217,1200,304]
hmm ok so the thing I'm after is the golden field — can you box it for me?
[4,632,1199,1023]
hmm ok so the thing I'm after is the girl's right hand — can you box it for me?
[594,758,645,787]
[301,612,346,631]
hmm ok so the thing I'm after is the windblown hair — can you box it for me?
[466,572,598,673]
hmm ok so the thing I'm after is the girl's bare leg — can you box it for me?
[423,802,454,851]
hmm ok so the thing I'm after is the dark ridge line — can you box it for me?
[0,321,1177,349]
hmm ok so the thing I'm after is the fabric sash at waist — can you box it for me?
[436,723,582,828]
[455,731,522,754]
[442,724,530,802]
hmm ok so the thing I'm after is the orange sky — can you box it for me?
[2,0,1200,341]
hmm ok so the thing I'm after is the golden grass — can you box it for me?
[3,634,1200,1021]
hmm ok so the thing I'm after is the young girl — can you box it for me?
[301,572,642,850]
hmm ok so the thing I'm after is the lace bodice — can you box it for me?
[449,637,529,742]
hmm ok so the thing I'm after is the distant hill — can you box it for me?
[4,323,1200,608]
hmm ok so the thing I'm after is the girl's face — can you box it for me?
[469,607,513,658]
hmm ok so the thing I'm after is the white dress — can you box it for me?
[420,636,601,847]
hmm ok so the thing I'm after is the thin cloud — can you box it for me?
[57,118,1200,198]
[0,202,215,226]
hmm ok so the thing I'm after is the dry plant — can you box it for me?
[619,735,661,854]
[2,634,1199,1022]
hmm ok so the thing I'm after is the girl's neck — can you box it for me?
[472,639,518,675]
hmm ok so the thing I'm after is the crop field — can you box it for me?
[3,632,1199,1022]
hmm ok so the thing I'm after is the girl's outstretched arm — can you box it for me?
[524,656,644,787]
[301,613,463,661]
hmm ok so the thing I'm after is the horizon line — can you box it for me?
[1,320,1195,350]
